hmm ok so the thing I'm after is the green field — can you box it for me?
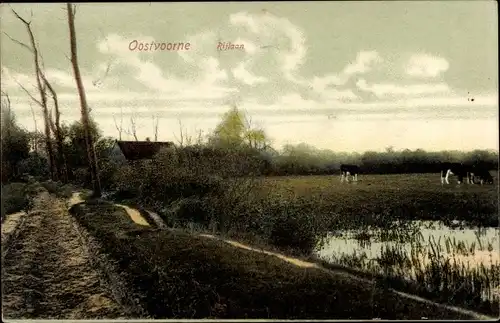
[257,173,498,229]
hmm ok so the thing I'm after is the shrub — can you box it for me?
[268,199,323,255]
[168,197,211,227]
[270,215,317,255]
[1,183,29,219]
[40,180,62,194]
[98,159,122,191]
[17,153,49,179]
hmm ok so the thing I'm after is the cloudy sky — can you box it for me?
[1,1,498,152]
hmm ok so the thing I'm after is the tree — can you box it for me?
[67,3,102,196]
[208,104,271,152]
[125,113,139,141]
[1,92,31,182]
[43,73,68,182]
[113,107,124,140]
[208,105,246,149]
[152,114,159,141]
[8,8,57,180]
[62,118,101,176]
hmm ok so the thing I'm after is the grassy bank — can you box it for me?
[69,198,482,319]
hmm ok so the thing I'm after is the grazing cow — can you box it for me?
[469,165,494,185]
[440,162,474,185]
[340,164,359,183]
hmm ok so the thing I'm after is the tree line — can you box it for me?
[2,99,498,187]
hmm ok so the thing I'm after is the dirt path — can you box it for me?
[2,192,126,319]
[114,203,150,226]
[69,192,150,227]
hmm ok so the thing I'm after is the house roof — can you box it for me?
[115,140,174,160]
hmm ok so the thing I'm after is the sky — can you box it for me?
[1,1,498,153]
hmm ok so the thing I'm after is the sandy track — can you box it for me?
[1,192,125,319]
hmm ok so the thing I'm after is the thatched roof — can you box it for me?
[115,140,174,161]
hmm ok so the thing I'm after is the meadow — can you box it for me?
[253,173,499,315]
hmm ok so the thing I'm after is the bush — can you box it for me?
[40,180,62,194]
[1,183,29,220]
[269,202,320,255]
[98,160,122,191]
[112,159,224,205]
[73,167,91,187]
[17,153,49,179]
[168,197,211,227]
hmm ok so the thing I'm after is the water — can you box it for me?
[315,220,500,301]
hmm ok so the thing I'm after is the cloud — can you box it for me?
[1,66,36,91]
[45,68,97,91]
[228,11,307,83]
[310,74,345,92]
[307,50,383,96]
[233,37,258,55]
[177,30,217,65]
[405,53,450,78]
[343,50,383,76]
[97,33,235,100]
[321,89,359,101]
[356,79,451,98]
[229,11,262,34]
[232,62,268,85]
[199,57,229,86]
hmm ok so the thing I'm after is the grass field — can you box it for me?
[94,172,499,317]
[250,173,498,316]
[257,173,498,228]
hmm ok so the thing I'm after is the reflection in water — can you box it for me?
[315,220,500,302]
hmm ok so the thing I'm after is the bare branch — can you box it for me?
[173,119,185,147]
[3,32,33,53]
[1,90,11,110]
[14,78,43,107]
[30,103,38,133]
[11,8,31,25]
[125,114,138,141]
[47,108,57,134]
[152,114,159,141]
[113,108,123,140]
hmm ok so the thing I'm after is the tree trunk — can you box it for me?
[43,76,69,183]
[21,15,57,180]
[67,3,101,197]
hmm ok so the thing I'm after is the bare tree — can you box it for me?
[92,28,114,88]
[173,119,194,147]
[126,114,139,141]
[113,107,124,140]
[195,129,205,146]
[67,3,101,196]
[8,8,57,180]
[40,71,69,182]
[1,91,12,138]
[29,103,39,152]
[152,114,159,141]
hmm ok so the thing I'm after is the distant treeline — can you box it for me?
[2,103,498,183]
[144,145,498,179]
[264,145,499,176]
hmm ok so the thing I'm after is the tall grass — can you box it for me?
[318,232,500,316]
